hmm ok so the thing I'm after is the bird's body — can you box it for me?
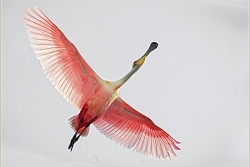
[69,82,119,135]
[23,6,180,160]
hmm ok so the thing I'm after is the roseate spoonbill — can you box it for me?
[23,6,180,160]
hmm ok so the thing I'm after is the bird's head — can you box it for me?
[113,42,158,90]
[132,42,158,68]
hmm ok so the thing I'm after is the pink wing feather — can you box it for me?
[94,97,180,160]
[23,6,102,108]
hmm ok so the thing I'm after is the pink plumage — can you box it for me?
[23,6,180,160]
[95,97,180,159]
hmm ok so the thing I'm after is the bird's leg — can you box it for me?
[68,107,88,151]
[68,117,85,151]
[68,131,78,151]
[75,116,98,141]
[68,116,98,151]
[68,125,88,151]
[68,119,84,151]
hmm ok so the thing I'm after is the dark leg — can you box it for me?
[68,106,88,151]
[68,116,98,151]
[68,132,77,151]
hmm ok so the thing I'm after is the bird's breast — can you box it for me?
[84,85,119,121]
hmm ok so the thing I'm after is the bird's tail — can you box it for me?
[69,115,90,137]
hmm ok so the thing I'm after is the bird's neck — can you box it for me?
[112,65,141,90]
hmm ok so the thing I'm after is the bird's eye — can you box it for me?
[132,61,136,67]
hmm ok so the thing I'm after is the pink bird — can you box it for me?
[23,6,180,160]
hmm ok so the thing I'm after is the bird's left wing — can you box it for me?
[94,97,180,160]
[23,6,102,108]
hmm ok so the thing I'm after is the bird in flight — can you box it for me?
[23,6,180,160]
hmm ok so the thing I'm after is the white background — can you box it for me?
[2,0,248,166]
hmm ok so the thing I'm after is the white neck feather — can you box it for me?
[112,65,141,90]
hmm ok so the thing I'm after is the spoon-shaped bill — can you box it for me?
[148,42,158,53]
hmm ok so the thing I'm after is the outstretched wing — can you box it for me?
[94,97,180,160]
[23,6,102,108]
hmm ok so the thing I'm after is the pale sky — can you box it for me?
[2,0,248,167]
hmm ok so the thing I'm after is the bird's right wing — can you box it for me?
[94,97,180,160]
[23,6,103,108]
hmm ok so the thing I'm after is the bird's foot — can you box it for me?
[68,133,81,151]
[68,133,77,151]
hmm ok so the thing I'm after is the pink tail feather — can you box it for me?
[69,115,90,137]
